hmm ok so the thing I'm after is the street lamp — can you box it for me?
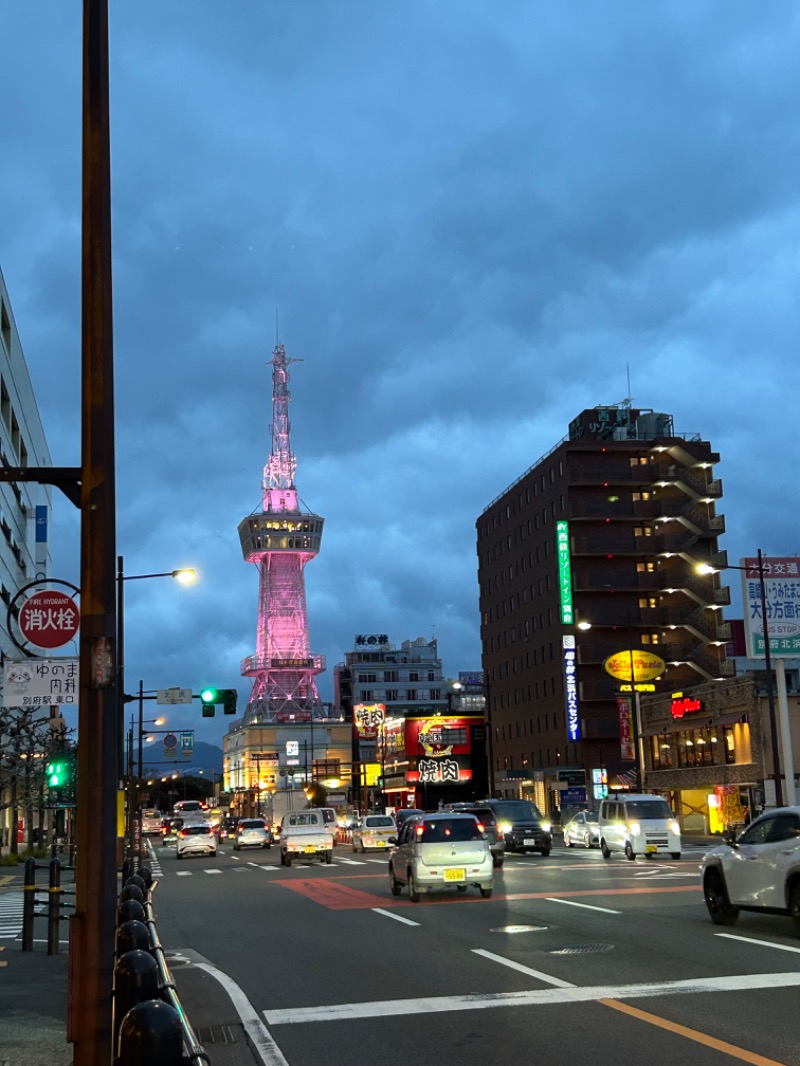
[116,556,196,861]
[697,549,783,807]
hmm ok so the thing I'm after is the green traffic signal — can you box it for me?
[46,761,64,788]
[199,687,237,716]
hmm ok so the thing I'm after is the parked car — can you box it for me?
[176,821,218,860]
[563,810,601,849]
[478,799,552,856]
[445,803,506,867]
[234,818,273,850]
[388,812,493,901]
[352,814,397,852]
[701,806,800,928]
[598,793,681,860]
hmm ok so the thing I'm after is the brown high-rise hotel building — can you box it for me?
[476,405,732,816]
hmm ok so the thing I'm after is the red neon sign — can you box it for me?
[671,696,703,719]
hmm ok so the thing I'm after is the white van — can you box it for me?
[598,793,681,860]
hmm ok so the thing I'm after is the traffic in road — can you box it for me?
[146,833,800,1066]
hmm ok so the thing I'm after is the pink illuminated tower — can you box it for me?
[238,343,325,723]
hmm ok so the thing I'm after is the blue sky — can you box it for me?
[2,3,799,744]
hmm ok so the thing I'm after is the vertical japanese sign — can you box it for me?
[556,520,573,624]
[617,697,635,760]
[562,635,580,741]
[740,556,800,658]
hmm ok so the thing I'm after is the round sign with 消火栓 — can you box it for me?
[18,590,80,649]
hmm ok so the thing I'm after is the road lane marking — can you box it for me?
[176,871,191,877]
[204,869,223,875]
[372,908,420,927]
[264,971,800,1025]
[599,998,785,1065]
[545,898,621,914]
[471,949,575,987]
[0,876,15,887]
[193,961,290,1066]
[716,933,800,955]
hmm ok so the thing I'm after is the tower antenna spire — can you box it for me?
[238,341,325,724]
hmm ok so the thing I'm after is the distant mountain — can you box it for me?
[143,740,223,776]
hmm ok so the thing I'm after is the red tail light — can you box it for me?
[476,822,484,833]
[179,830,187,838]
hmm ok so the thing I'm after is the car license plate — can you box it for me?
[376,841,387,847]
[524,838,535,846]
[304,846,316,853]
[444,868,465,882]
[645,844,658,854]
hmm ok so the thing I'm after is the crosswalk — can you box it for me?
[0,893,25,939]
[168,856,390,876]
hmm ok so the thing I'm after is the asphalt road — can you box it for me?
[147,838,800,1066]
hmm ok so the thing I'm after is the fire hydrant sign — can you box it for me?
[19,590,80,649]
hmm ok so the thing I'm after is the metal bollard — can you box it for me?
[113,949,160,1050]
[138,865,154,889]
[125,873,147,893]
[116,919,152,958]
[118,1000,184,1066]
[22,857,36,952]
[117,898,146,926]
[120,883,144,905]
[47,857,61,956]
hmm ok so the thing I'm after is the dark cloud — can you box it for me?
[3,3,800,743]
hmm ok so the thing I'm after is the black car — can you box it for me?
[394,809,425,829]
[478,799,552,856]
[445,804,506,867]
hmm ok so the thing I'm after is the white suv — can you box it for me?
[176,821,218,860]
[701,806,800,928]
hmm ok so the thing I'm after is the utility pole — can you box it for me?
[70,1,118,1062]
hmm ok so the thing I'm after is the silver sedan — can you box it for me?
[563,810,600,849]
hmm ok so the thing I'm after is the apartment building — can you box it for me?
[477,404,730,816]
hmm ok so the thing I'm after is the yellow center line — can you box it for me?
[599,998,787,1065]
[0,875,15,887]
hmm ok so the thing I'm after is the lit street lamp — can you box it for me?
[116,555,196,859]
[697,549,783,807]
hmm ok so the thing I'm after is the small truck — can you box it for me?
[280,810,332,866]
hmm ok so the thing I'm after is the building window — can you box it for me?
[650,736,673,770]
[677,728,714,768]
[641,633,660,644]
[634,526,653,537]
[407,690,417,701]
[386,689,398,701]
[632,491,652,501]
[639,597,657,608]
[637,562,655,573]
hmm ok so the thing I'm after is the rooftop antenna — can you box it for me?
[275,308,280,344]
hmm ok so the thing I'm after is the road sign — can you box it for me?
[157,688,193,705]
[19,590,80,649]
[180,731,194,758]
[286,741,299,756]
[163,733,178,760]
[558,769,586,785]
[3,657,79,707]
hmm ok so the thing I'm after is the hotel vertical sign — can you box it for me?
[556,520,573,625]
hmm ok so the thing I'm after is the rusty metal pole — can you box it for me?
[69,0,118,1062]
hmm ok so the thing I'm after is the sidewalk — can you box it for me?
[0,932,265,1065]
[0,946,71,1065]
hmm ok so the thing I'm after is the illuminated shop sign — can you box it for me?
[408,758,472,784]
[670,694,703,719]
[354,703,386,738]
[556,521,573,625]
[562,635,580,741]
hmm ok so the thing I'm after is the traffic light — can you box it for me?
[199,687,238,717]
[46,760,64,788]
[377,775,385,790]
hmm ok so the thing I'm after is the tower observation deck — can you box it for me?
[238,343,325,723]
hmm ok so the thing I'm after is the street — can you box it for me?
[144,837,800,1066]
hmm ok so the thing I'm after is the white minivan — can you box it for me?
[598,793,681,860]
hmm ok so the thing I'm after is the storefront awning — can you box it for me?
[641,711,748,737]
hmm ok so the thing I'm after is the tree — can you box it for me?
[304,781,329,808]
[0,707,73,854]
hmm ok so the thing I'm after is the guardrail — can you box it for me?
[114,865,209,1066]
